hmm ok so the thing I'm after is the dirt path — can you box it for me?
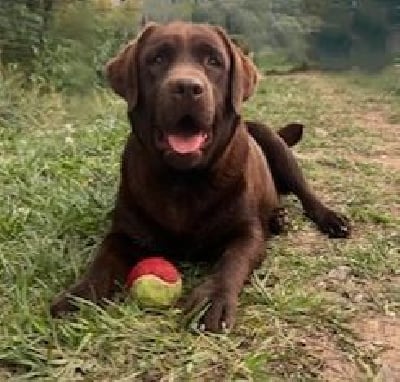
[294,72,400,381]
[354,315,400,382]
[300,72,400,171]
[309,314,400,381]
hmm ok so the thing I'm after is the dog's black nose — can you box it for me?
[169,77,204,100]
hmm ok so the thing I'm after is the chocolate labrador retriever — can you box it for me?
[51,22,350,332]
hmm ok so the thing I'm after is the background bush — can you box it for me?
[0,0,139,92]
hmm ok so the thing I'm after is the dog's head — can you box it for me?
[106,21,259,170]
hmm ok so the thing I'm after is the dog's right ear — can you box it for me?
[105,23,158,110]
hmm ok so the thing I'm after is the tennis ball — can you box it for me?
[126,257,182,308]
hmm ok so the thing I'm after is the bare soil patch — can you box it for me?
[354,315,400,382]
[305,333,361,382]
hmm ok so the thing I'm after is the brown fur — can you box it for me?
[51,22,350,332]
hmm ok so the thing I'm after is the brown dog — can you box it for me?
[51,22,350,332]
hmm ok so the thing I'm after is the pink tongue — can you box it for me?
[167,133,206,154]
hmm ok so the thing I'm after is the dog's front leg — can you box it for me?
[50,232,136,317]
[183,223,265,332]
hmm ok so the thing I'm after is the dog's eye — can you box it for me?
[206,55,222,67]
[152,55,164,65]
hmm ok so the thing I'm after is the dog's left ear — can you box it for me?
[105,22,158,110]
[214,27,260,114]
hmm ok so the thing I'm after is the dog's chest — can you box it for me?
[142,178,245,240]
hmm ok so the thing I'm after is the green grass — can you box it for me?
[343,66,400,97]
[0,67,399,381]
[254,50,301,73]
[339,65,400,124]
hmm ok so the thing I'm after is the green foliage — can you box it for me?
[306,0,400,70]
[143,0,318,63]
[1,0,399,90]
[0,1,140,92]
[254,50,298,72]
[0,1,45,65]
[142,0,195,22]
[142,0,399,70]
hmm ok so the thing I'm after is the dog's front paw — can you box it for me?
[50,278,106,318]
[50,292,78,317]
[200,291,238,333]
[318,209,351,238]
[182,278,238,333]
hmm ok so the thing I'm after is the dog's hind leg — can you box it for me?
[247,121,351,238]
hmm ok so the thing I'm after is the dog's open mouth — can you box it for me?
[167,131,207,154]
[157,116,210,155]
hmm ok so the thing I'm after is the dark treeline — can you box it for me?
[144,0,400,70]
[1,0,399,92]
[305,0,400,70]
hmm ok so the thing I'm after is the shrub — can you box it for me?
[0,1,140,93]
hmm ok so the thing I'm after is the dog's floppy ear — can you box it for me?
[214,27,260,114]
[105,23,158,110]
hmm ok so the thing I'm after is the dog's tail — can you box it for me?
[277,123,303,147]
[247,121,304,148]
